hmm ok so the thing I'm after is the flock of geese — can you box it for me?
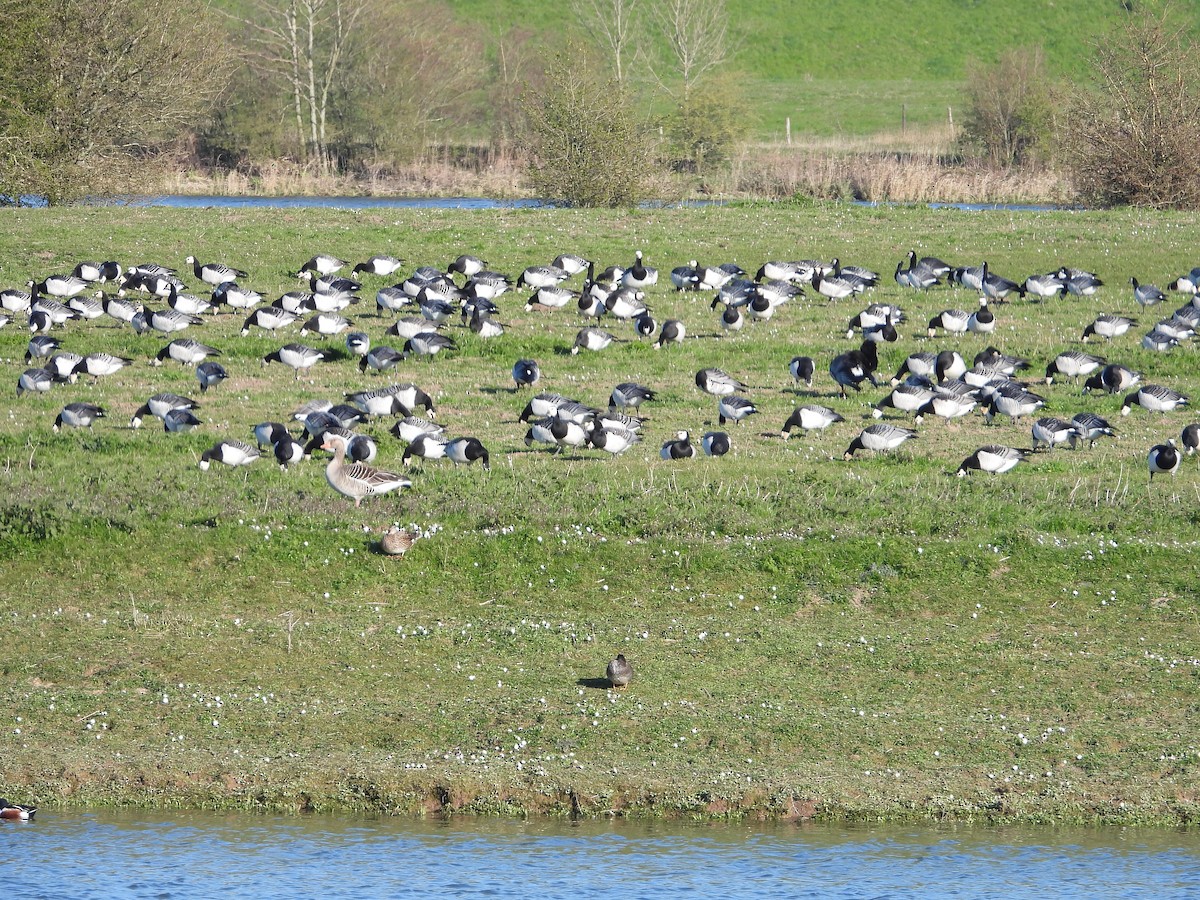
[7,243,1200,518]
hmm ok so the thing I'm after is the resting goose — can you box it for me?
[660,430,696,459]
[321,432,409,506]
[606,653,633,688]
[701,431,731,457]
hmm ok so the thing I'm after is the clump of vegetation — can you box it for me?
[959,48,1055,169]
[1060,5,1200,209]
[521,47,658,207]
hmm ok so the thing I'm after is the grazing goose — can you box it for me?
[950,264,986,292]
[186,256,247,286]
[913,391,977,423]
[873,382,935,419]
[446,437,490,470]
[1062,272,1103,296]
[464,271,511,301]
[895,253,942,290]
[73,353,131,380]
[982,383,1046,423]
[359,345,404,374]
[448,254,487,279]
[300,312,353,336]
[101,293,141,324]
[606,653,633,688]
[164,287,212,316]
[253,421,292,449]
[528,416,590,454]
[154,339,219,367]
[199,440,261,470]
[829,341,880,398]
[716,301,744,334]
[211,282,263,311]
[972,347,1028,375]
[657,321,686,348]
[240,305,297,335]
[297,254,346,277]
[633,310,657,340]
[29,274,88,298]
[46,352,82,382]
[1170,268,1200,294]
[571,327,617,355]
[163,408,202,433]
[756,260,810,283]
[789,355,816,389]
[17,367,53,395]
[1045,350,1105,384]
[468,309,505,339]
[415,292,456,324]
[695,368,747,396]
[273,433,305,470]
[589,426,641,456]
[1,288,32,313]
[1131,277,1166,309]
[401,433,450,466]
[604,287,648,321]
[0,800,36,821]
[927,308,970,337]
[376,285,412,315]
[196,361,228,393]
[144,307,203,334]
[671,260,701,291]
[391,415,445,444]
[1071,412,1116,447]
[1081,314,1136,343]
[1142,327,1181,352]
[1031,417,1083,451]
[402,332,457,359]
[353,255,404,277]
[660,430,696,460]
[1083,363,1141,395]
[512,359,541,390]
[553,253,591,276]
[611,382,656,411]
[1023,272,1066,299]
[622,251,658,289]
[525,284,577,311]
[343,387,403,418]
[717,395,758,426]
[67,294,104,320]
[53,401,105,430]
[73,261,106,283]
[831,258,880,288]
[781,404,844,438]
[1181,423,1200,456]
[31,296,78,327]
[518,392,575,423]
[811,269,860,301]
[517,264,570,289]
[25,334,60,361]
[843,424,918,459]
[262,343,324,379]
[957,445,1029,477]
[1122,384,1189,415]
[1148,439,1181,481]
[130,393,198,428]
[321,432,408,506]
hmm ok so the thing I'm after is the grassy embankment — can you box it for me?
[2,202,1200,824]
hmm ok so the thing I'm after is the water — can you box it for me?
[7,810,1200,899]
[111,195,549,210]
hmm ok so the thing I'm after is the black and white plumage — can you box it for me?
[1045,351,1105,384]
[359,346,404,374]
[980,262,1025,302]
[155,339,219,367]
[589,426,641,456]
[843,424,918,459]
[241,306,297,335]
[25,335,60,362]
[967,299,996,334]
[1131,277,1166,309]
[186,256,247,286]
[873,383,935,419]
[1031,417,1083,451]
[130,393,198,428]
[1122,384,1189,416]
[1083,363,1141,395]
[957,445,1028,477]
[717,395,758,426]
[391,415,445,444]
[199,440,261,470]
[163,408,202,433]
[1180,423,1200,456]
[982,383,1046,423]
[781,404,844,438]
[701,431,730,457]
[446,437,490,470]
[633,311,657,339]
[1071,412,1116,447]
[196,361,228,393]
[695,368,747,397]
[660,430,696,460]
[1081,314,1135,343]
[512,359,541,390]
[73,353,132,380]
[1148,439,1181,480]
[262,343,324,379]
[1024,272,1067,299]
[611,382,656,411]
[353,255,404,277]
[53,402,105,430]
[402,332,457,359]
[829,341,880,398]
[401,433,450,466]
[622,251,658,289]
[297,254,347,277]
[517,264,570,290]
[570,327,617,355]
[17,368,53,396]
[927,308,970,337]
[788,356,816,389]
[448,254,487,279]
[300,312,354,336]
[29,274,89,298]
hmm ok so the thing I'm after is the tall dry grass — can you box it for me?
[154,131,1073,206]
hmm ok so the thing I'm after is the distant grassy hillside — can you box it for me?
[449,0,1191,136]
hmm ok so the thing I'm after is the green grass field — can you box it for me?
[2,202,1200,823]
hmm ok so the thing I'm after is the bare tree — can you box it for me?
[650,0,730,99]
[961,48,1053,168]
[233,0,368,172]
[572,0,640,85]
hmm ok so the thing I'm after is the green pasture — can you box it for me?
[1,202,1199,822]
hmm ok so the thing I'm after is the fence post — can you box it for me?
[786,117,791,146]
